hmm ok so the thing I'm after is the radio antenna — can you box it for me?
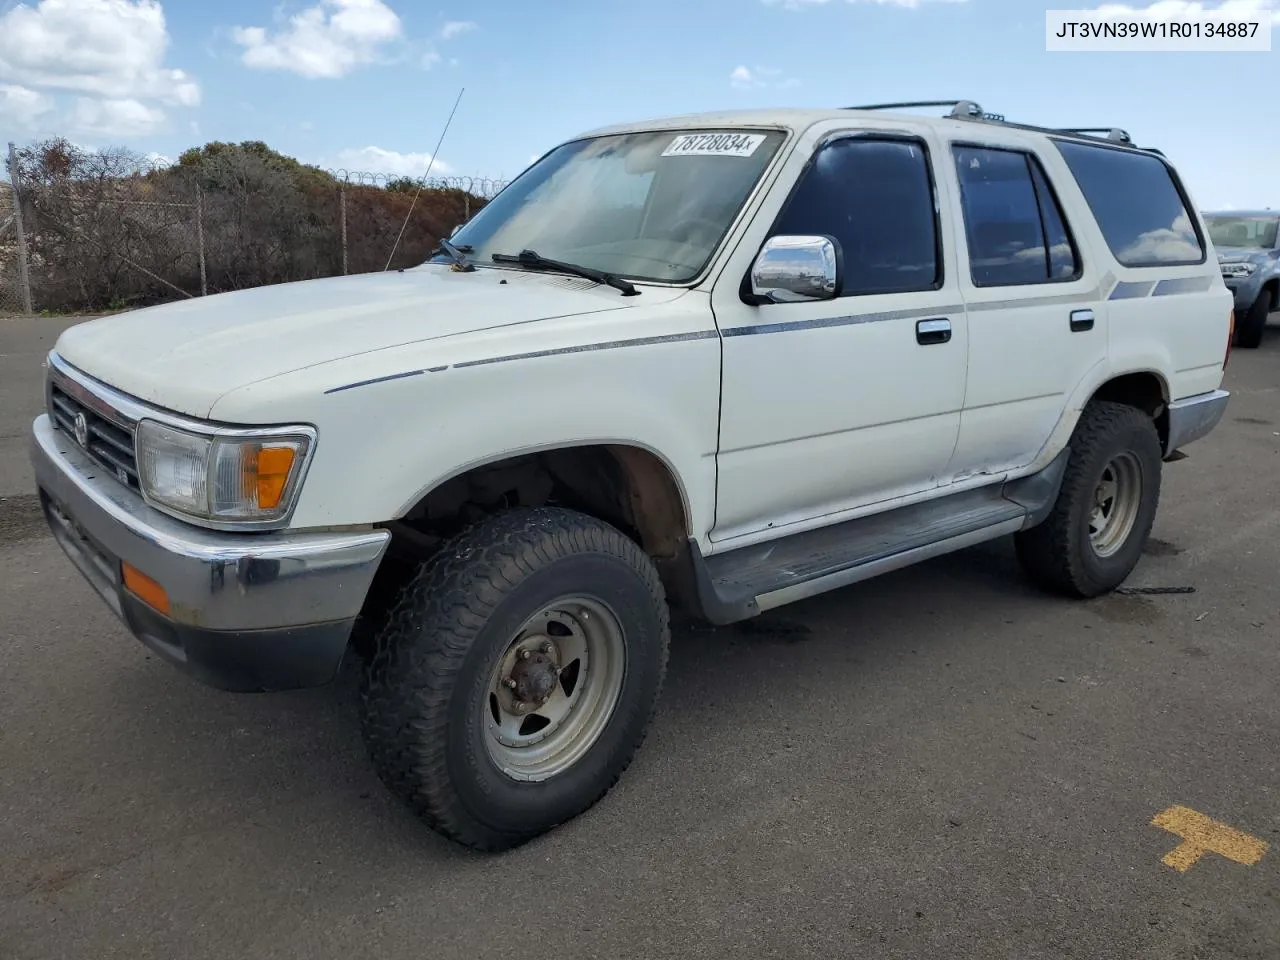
[383,86,465,272]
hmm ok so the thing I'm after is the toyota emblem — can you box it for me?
[72,411,90,448]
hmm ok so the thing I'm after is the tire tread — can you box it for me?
[359,506,669,852]
[1014,400,1161,598]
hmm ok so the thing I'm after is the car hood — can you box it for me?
[53,266,665,418]
[1217,247,1270,263]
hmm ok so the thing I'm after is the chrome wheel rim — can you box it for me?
[484,597,627,782]
[1089,452,1143,558]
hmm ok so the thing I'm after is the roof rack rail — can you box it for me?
[844,100,1004,121]
[840,100,1155,153]
[1056,127,1132,144]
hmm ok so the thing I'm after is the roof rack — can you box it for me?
[842,100,1154,153]
[844,100,1005,121]
[1057,127,1132,144]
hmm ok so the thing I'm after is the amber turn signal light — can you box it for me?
[121,562,171,616]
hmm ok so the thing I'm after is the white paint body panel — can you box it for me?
[710,120,969,543]
[47,105,1232,554]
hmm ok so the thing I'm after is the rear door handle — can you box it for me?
[1070,308,1095,332]
[916,318,951,345]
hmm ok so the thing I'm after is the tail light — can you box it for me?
[1224,309,1235,369]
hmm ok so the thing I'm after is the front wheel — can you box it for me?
[359,507,670,852]
[1234,289,1271,349]
[1014,400,1163,598]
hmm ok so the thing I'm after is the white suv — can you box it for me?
[30,100,1234,852]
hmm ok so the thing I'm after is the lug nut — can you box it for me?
[503,678,516,689]
[519,649,531,660]
[540,641,553,654]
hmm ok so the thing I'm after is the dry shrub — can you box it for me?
[9,138,495,312]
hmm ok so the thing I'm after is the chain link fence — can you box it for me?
[0,137,510,316]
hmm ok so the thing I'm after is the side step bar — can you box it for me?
[687,448,1070,625]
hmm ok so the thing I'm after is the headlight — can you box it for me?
[135,420,314,525]
[1221,261,1257,278]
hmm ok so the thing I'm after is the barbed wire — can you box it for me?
[325,169,510,197]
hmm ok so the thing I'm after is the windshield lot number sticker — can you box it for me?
[661,133,766,158]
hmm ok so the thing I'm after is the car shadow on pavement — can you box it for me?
[76,532,1088,864]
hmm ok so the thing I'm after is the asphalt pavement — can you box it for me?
[2,312,1279,960]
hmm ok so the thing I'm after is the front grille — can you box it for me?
[48,378,141,491]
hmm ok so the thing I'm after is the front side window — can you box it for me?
[953,145,1082,287]
[1054,139,1204,268]
[770,136,940,297]
[1203,215,1280,251]
[442,129,785,283]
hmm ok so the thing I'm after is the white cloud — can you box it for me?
[0,84,54,125]
[232,0,402,79]
[0,0,198,138]
[419,18,477,71]
[730,64,800,90]
[1091,0,1280,22]
[70,96,167,137]
[330,145,453,176]
[439,19,477,40]
[0,0,199,104]
[762,0,967,8]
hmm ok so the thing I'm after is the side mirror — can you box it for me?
[748,235,841,304]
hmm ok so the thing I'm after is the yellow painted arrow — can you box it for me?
[1151,806,1268,873]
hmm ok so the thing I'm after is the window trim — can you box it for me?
[743,131,946,304]
[950,141,1085,290]
[1050,136,1208,270]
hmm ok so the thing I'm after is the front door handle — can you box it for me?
[916,318,952,345]
[1070,308,1095,332]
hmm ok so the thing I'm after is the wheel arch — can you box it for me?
[393,440,694,557]
[1087,369,1171,452]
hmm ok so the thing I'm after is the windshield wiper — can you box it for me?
[491,249,639,296]
[432,237,475,272]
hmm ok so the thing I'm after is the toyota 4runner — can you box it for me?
[1203,209,1279,349]
[29,100,1234,852]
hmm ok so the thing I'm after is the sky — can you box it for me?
[0,0,1276,209]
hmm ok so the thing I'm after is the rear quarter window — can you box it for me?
[1054,140,1205,268]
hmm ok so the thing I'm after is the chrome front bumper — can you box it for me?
[1165,388,1231,456]
[30,414,390,692]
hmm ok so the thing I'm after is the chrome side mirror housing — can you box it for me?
[748,235,841,303]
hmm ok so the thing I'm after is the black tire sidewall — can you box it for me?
[1237,291,1270,347]
[445,551,666,836]
[1070,415,1162,589]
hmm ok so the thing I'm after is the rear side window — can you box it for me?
[1054,140,1204,268]
[952,146,1081,287]
[771,137,940,297]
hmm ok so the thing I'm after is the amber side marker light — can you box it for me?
[121,562,171,616]
[252,445,298,511]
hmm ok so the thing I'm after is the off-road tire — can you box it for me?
[1014,400,1162,598]
[1234,288,1271,349]
[359,506,670,852]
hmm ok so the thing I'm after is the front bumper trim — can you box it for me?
[31,413,390,691]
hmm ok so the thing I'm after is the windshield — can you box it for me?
[439,128,786,283]
[1204,215,1279,250]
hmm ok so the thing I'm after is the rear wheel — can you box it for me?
[1015,401,1162,598]
[359,506,670,852]
[1234,289,1271,349]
